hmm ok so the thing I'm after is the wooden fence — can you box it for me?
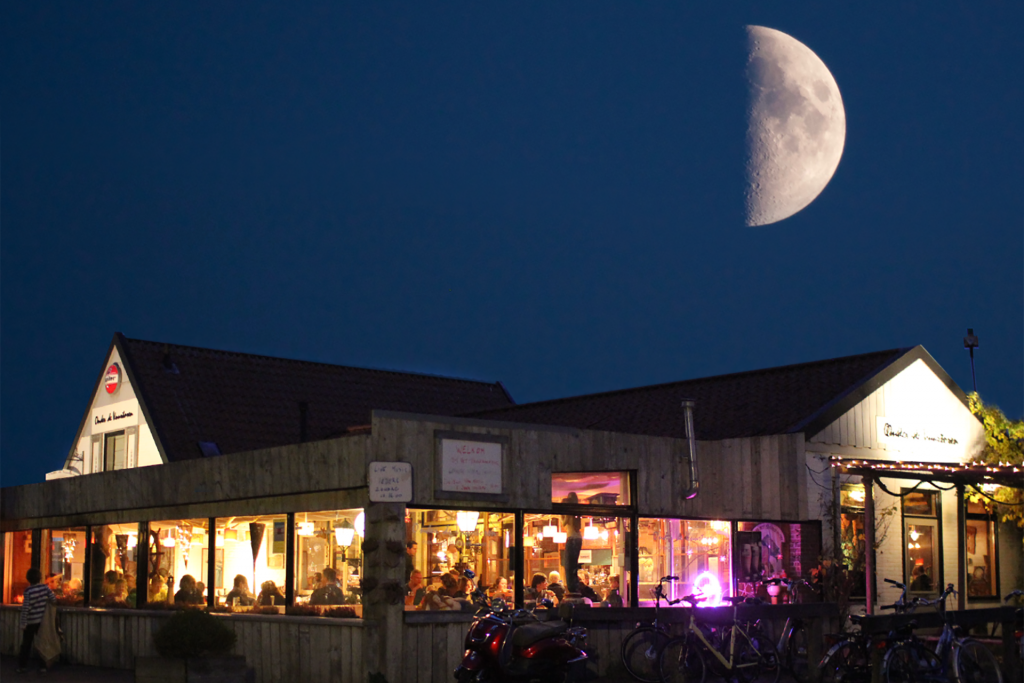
[0,606,365,683]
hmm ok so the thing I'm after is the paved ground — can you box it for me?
[1,655,134,682]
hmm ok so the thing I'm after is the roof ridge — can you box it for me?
[120,335,505,388]
[470,346,912,415]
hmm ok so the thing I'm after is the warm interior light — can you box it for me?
[583,525,600,540]
[297,522,315,536]
[334,526,355,547]
[599,529,609,542]
[542,524,558,537]
[456,510,480,532]
[126,534,138,550]
[355,511,365,537]
[693,571,723,608]
[850,488,866,503]
[160,535,176,548]
[553,532,567,544]
[909,529,920,542]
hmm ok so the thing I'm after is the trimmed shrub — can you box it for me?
[153,609,237,659]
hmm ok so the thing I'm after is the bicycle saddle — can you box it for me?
[512,620,570,647]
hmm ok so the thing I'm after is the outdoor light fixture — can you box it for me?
[334,519,355,547]
[456,510,480,533]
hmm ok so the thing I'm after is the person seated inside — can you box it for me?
[573,570,600,603]
[488,576,512,605]
[44,573,63,593]
[148,574,168,603]
[420,573,460,611]
[174,574,203,605]
[525,573,557,607]
[547,571,565,602]
[105,578,129,606]
[101,570,120,598]
[454,575,474,599]
[306,572,322,593]
[602,575,624,607]
[256,580,285,607]
[909,564,933,592]
[225,575,255,607]
[310,567,345,605]
[407,569,427,606]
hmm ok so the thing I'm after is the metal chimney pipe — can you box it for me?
[681,400,700,499]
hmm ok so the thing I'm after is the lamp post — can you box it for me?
[963,328,979,392]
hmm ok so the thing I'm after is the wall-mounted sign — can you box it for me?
[91,400,140,430]
[876,416,963,461]
[369,461,413,502]
[104,363,121,394]
[440,438,503,494]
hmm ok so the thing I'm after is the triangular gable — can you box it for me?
[58,334,166,476]
[806,348,985,464]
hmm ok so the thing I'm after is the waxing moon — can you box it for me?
[745,25,846,227]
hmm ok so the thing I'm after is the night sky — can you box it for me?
[3,3,1021,488]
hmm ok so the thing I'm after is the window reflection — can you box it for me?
[640,519,730,605]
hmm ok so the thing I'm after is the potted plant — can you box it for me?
[136,609,249,683]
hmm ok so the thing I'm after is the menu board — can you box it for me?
[368,461,413,502]
[440,439,503,494]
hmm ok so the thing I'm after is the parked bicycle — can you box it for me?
[1006,589,1023,665]
[621,575,681,682]
[818,577,920,683]
[658,593,780,683]
[765,577,813,681]
[882,583,1002,683]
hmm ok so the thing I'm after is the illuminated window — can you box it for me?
[902,490,940,594]
[840,484,867,597]
[552,472,630,506]
[214,515,285,610]
[2,531,34,605]
[293,508,364,614]
[965,502,998,599]
[145,519,210,607]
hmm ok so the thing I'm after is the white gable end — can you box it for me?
[807,358,985,464]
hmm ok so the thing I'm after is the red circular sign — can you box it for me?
[104,363,121,394]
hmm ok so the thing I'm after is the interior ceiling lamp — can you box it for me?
[710,520,730,533]
[126,534,138,549]
[583,525,600,541]
[553,531,568,544]
[542,521,559,537]
[599,529,609,542]
[334,519,355,547]
[456,510,480,533]
[355,511,365,537]
[160,534,176,548]
[297,522,315,536]
[850,488,866,502]
[909,529,920,542]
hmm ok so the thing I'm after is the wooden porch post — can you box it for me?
[862,474,875,615]
[956,484,966,611]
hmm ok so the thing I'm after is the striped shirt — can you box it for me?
[20,584,56,627]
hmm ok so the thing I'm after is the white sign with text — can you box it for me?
[90,400,140,431]
[440,439,502,494]
[875,416,964,461]
[368,461,413,502]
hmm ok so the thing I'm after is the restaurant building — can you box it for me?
[1,335,1019,682]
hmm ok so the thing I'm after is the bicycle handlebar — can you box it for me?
[660,576,679,583]
[1005,590,1023,602]
[884,578,906,589]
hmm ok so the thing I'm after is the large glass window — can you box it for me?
[526,512,632,608]
[639,518,730,605]
[840,484,867,597]
[965,501,998,598]
[215,514,286,610]
[104,431,127,471]
[293,508,364,614]
[80,524,140,606]
[552,472,631,507]
[42,527,87,605]
[147,519,209,607]
[902,490,939,594]
[406,508,516,610]
[2,531,34,604]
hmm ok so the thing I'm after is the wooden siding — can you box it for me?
[0,607,364,683]
[1,434,370,531]
[370,413,805,520]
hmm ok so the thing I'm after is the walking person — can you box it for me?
[18,567,56,673]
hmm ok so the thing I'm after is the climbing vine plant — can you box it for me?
[967,392,1023,531]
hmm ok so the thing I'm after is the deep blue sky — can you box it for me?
[3,3,1021,488]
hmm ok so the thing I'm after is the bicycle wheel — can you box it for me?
[883,642,944,683]
[953,638,1002,683]
[785,624,809,681]
[658,635,706,683]
[820,640,870,683]
[733,630,780,683]
[621,626,671,683]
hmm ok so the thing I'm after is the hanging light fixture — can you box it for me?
[553,531,567,544]
[583,524,600,541]
[161,534,176,548]
[542,520,559,537]
[297,522,315,536]
[456,510,480,533]
[334,519,355,547]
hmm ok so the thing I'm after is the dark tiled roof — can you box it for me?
[467,348,914,440]
[118,334,514,461]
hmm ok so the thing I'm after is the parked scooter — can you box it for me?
[454,573,588,683]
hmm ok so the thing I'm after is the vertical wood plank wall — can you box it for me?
[0,608,364,683]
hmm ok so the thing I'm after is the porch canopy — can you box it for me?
[830,456,1021,613]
